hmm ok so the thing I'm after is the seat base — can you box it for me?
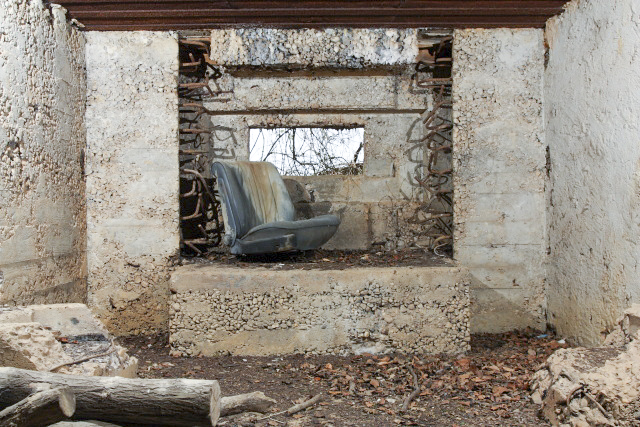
[230,215,340,255]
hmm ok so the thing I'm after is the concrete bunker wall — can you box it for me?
[545,0,640,346]
[85,32,180,334]
[205,29,433,251]
[0,0,87,304]
[81,27,550,337]
[453,29,547,333]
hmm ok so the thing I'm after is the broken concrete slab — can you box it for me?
[0,305,138,377]
[0,304,109,339]
[0,322,73,371]
[31,303,110,339]
[532,340,640,426]
[603,304,640,347]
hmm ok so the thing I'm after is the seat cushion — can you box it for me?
[231,215,340,255]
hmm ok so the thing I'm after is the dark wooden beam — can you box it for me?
[49,0,569,30]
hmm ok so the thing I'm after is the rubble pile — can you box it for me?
[532,305,640,426]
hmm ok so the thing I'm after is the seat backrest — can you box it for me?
[211,161,296,240]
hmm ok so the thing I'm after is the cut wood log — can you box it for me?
[0,385,75,427]
[220,391,276,416]
[0,367,220,426]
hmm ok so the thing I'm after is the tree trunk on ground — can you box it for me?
[220,391,276,416]
[0,367,220,426]
[0,386,75,427]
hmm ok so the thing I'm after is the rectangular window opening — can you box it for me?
[249,127,364,176]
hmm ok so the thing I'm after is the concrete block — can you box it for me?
[455,220,545,246]
[322,203,370,250]
[0,0,87,306]
[365,157,394,177]
[452,29,546,333]
[85,31,179,333]
[170,265,470,356]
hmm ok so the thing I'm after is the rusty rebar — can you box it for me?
[411,35,454,254]
[178,36,225,256]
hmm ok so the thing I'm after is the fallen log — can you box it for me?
[220,391,276,416]
[0,367,220,426]
[0,385,75,427]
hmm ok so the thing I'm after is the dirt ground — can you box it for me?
[121,330,564,426]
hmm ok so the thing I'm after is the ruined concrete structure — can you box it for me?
[203,28,430,251]
[2,0,640,351]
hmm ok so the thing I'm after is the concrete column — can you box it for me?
[85,31,179,334]
[452,29,547,333]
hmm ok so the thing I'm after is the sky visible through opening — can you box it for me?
[249,127,364,176]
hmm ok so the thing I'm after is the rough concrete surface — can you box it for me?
[0,0,87,305]
[452,29,547,333]
[545,0,640,346]
[169,264,470,356]
[85,32,180,335]
[209,28,418,69]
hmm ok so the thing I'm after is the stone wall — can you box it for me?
[545,0,640,345]
[170,264,470,356]
[205,28,432,250]
[0,1,87,304]
[452,29,547,333]
[85,32,180,335]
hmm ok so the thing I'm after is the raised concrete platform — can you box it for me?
[169,264,470,356]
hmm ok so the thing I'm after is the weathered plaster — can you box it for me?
[0,0,87,304]
[85,32,179,335]
[545,0,640,345]
[170,265,470,356]
[452,29,547,332]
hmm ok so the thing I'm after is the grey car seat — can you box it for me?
[211,161,340,255]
